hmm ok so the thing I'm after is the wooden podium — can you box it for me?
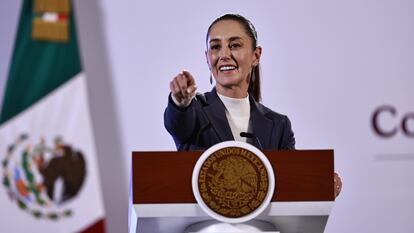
[132,150,335,233]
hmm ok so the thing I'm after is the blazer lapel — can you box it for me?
[250,97,274,149]
[203,89,234,142]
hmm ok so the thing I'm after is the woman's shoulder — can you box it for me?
[254,101,291,123]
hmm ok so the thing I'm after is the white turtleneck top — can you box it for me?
[217,93,250,142]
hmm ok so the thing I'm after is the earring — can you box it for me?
[251,68,256,82]
[210,73,213,85]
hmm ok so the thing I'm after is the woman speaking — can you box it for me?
[164,14,295,151]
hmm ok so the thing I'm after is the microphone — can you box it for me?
[240,132,263,150]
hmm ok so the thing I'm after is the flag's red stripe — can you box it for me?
[58,13,69,21]
[80,218,106,233]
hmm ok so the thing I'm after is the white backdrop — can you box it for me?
[1,0,414,232]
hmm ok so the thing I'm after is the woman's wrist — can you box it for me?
[171,93,193,108]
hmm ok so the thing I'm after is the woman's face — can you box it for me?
[206,20,261,98]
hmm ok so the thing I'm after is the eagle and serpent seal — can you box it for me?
[192,141,275,223]
[2,133,87,220]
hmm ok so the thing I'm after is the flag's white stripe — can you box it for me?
[0,73,105,232]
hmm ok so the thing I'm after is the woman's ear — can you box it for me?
[205,50,210,68]
[253,46,262,66]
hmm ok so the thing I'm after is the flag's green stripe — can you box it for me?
[0,0,82,125]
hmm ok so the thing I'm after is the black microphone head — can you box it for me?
[240,132,264,150]
[240,132,254,138]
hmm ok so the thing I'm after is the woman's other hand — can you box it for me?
[334,172,342,198]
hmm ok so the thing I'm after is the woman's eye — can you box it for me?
[210,44,220,50]
[230,43,241,49]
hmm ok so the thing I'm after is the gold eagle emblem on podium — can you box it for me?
[197,146,270,219]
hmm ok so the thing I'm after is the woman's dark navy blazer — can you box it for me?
[164,88,296,151]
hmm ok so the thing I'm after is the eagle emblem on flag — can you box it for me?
[2,133,87,220]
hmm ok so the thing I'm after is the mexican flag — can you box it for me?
[0,0,105,232]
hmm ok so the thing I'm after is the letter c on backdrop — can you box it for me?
[372,105,398,138]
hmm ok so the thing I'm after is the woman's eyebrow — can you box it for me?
[228,36,243,42]
[209,36,243,44]
[209,38,221,44]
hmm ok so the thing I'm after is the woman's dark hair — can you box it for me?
[206,14,262,102]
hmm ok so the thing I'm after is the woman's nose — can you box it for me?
[219,47,231,60]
